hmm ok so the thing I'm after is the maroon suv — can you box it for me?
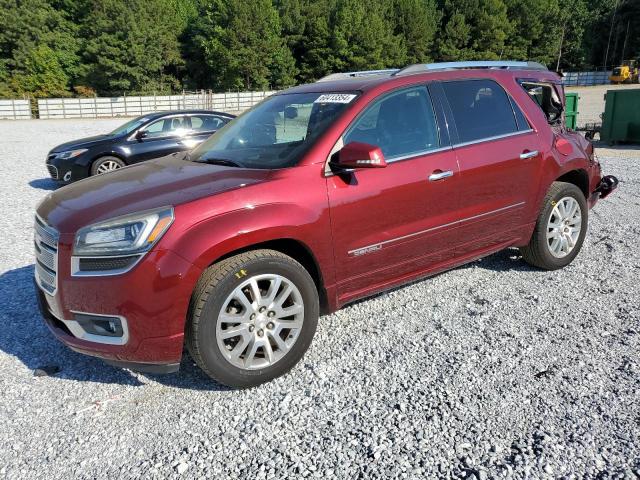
[35,61,618,387]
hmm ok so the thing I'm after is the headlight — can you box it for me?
[74,207,174,256]
[56,148,88,160]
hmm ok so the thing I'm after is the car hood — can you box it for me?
[37,154,272,233]
[50,134,115,153]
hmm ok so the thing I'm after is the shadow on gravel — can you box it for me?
[0,265,231,391]
[29,178,59,191]
[462,248,538,273]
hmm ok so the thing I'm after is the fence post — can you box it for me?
[124,92,128,116]
[61,98,66,119]
[11,99,16,120]
[94,95,98,118]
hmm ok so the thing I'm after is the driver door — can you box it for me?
[326,85,462,301]
[127,115,190,164]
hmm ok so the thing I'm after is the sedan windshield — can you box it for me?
[109,116,152,136]
[189,92,357,169]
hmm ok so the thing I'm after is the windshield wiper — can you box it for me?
[198,158,245,168]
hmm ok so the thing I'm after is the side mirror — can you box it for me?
[332,142,387,170]
[135,130,148,140]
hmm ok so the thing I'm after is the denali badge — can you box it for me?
[350,244,382,257]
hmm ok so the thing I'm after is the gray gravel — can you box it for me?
[0,118,639,479]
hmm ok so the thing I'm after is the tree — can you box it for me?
[329,0,405,72]
[393,0,441,64]
[0,0,79,97]
[437,0,513,61]
[80,0,184,94]
[187,0,297,90]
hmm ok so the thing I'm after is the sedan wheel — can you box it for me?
[90,156,126,176]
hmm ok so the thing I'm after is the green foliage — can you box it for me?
[80,0,185,95]
[0,0,637,97]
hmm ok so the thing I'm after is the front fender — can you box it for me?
[167,201,336,289]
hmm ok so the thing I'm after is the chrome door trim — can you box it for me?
[347,201,525,256]
[428,170,454,181]
[452,129,534,149]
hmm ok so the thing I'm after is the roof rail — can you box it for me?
[394,61,548,76]
[316,69,399,82]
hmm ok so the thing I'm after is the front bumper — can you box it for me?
[35,246,203,372]
[46,154,88,183]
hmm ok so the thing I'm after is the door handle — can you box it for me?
[429,170,454,181]
[520,150,539,160]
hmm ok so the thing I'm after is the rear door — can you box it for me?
[181,114,231,149]
[327,85,463,301]
[127,115,190,163]
[439,79,542,253]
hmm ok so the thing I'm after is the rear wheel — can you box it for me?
[186,249,319,388]
[91,156,125,176]
[520,182,588,270]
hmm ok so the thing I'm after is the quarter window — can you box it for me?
[190,115,229,132]
[344,86,439,160]
[442,79,519,143]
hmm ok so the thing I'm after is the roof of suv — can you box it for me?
[281,61,562,95]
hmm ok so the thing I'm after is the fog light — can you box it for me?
[74,313,124,337]
[63,171,72,182]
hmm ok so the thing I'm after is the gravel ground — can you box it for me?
[0,119,639,479]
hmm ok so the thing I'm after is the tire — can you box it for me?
[90,156,126,176]
[520,181,588,270]
[186,249,319,388]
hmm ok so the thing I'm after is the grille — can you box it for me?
[34,216,59,295]
[46,164,59,180]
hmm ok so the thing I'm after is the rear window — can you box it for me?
[442,79,520,144]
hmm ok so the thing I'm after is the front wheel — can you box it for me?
[520,181,588,270]
[186,249,319,388]
[90,156,126,176]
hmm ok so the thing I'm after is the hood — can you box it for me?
[50,134,114,153]
[37,154,272,233]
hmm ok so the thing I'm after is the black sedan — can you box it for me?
[46,110,235,183]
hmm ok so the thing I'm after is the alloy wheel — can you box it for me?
[215,274,305,370]
[546,196,582,258]
[95,160,122,174]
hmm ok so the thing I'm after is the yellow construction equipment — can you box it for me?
[610,59,639,84]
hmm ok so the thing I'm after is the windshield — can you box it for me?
[189,92,357,169]
[109,116,152,136]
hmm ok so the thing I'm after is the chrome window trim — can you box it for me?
[65,311,129,346]
[348,201,525,256]
[70,254,144,277]
[452,129,534,149]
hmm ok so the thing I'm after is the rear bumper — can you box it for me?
[594,175,619,199]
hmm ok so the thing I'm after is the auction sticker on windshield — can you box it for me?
[315,94,357,104]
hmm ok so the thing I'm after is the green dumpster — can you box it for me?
[565,92,578,130]
[600,88,640,144]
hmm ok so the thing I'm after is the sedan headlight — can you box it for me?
[74,207,174,257]
[56,148,88,160]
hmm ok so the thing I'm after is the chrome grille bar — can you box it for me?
[34,216,59,295]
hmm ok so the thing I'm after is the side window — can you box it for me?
[344,86,439,159]
[442,79,519,143]
[144,116,189,138]
[190,115,227,132]
[520,82,563,125]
